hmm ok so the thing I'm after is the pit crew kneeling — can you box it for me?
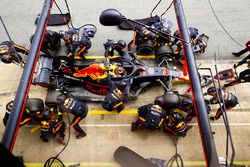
[102,80,127,113]
[40,110,66,144]
[131,104,164,131]
[163,111,192,137]
[131,104,192,137]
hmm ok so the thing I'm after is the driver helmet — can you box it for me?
[114,66,125,75]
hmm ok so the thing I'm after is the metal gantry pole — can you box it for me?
[173,0,220,166]
[1,0,54,152]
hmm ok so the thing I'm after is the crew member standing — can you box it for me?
[57,91,88,138]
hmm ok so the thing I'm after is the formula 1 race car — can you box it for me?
[35,39,189,102]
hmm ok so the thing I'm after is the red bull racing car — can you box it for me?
[34,39,189,103]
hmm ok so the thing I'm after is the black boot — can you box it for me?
[131,122,139,132]
[76,130,86,139]
[57,135,65,145]
[117,105,124,113]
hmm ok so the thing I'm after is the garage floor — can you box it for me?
[0,0,250,167]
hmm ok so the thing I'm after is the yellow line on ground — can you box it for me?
[184,161,250,166]
[89,109,137,115]
[24,161,250,167]
[30,125,40,133]
[25,162,119,167]
[184,161,206,166]
[80,162,118,166]
[234,161,250,165]
[84,55,155,59]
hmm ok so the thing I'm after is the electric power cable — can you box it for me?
[150,0,162,24]
[207,0,243,48]
[160,0,174,23]
[166,138,184,167]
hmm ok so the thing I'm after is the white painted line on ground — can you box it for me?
[77,123,250,127]
[191,123,250,126]
[26,123,250,129]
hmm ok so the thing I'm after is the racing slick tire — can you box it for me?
[45,89,61,107]
[3,98,44,126]
[26,98,45,113]
[136,40,154,55]
[163,91,181,106]
[155,45,174,63]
